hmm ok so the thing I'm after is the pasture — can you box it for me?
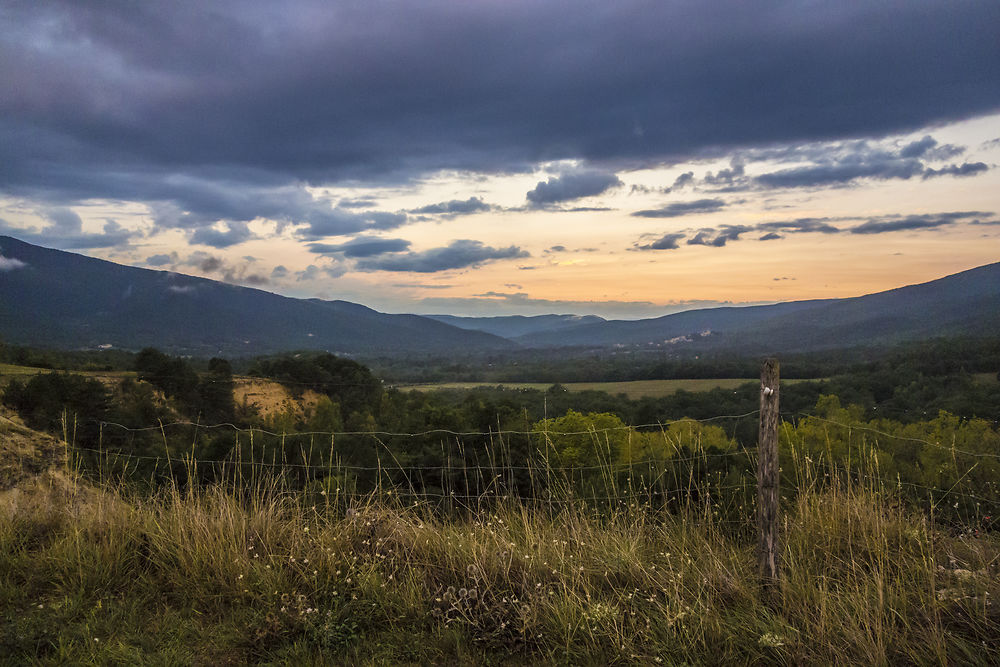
[397,377,816,399]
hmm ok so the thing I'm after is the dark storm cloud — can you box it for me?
[922,162,989,179]
[296,208,408,240]
[410,197,493,216]
[355,240,529,273]
[308,236,411,258]
[2,0,999,232]
[632,198,727,218]
[526,169,623,206]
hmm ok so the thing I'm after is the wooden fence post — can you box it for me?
[757,358,780,591]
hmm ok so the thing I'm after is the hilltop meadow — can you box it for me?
[2,338,1000,664]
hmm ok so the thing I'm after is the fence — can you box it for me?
[9,359,999,591]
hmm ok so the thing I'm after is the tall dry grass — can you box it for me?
[2,444,999,664]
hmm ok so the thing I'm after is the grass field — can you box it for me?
[0,363,136,386]
[398,378,816,399]
[0,363,48,377]
[2,450,998,664]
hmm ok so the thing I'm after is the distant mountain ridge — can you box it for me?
[425,314,606,338]
[513,262,1000,353]
[1,235,997,357]
[0,236,514,356]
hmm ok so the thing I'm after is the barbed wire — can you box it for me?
[88,410,761,439]
[69,442,754,471]
[13,399,1000,513]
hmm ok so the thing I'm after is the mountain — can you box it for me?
[2,235,997,359]
[514,263,1000,353]
[425,314,606,338]
[0,236,514,356]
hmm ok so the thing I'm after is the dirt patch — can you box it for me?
[0,406,96,518]
[233,378,322,421]
[0,407,67,491]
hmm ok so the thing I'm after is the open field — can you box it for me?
[1,366,818,400]
[0,363,136,386]
[398,377,817,399]
[973,372,1000,385]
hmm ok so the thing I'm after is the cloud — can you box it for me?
[747,135,979,190]
[0,0,997,261]
[338,197,378,209]
[410,197,492,216]
[526,169,623,206]
[190,221,256,248]
[755,158,925,189]
[0,209,140,249]
[271,265,289,278]
[635,233,686,250]
[632,198,727,218]
[146,253,176,266]
[704,158,745,186]
[178,251,270,285]
[355,239,529,273]
[686,225,753,247]
[672,171,695,189]
[629,209,996,250]
[5,1,996,190]
[755,218,841,234]
[0,255,27,271]
[899,135,964,160]
[922,162,989,179]
[296,265,322,282]
[308,236,411,258]
[849,212,975,234]
[296,208,408,240]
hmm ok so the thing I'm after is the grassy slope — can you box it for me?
[2,458,998,664]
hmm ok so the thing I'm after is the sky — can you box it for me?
[1,0,999,319]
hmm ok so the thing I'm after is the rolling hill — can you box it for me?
[425,314,606,338]
[514,262,1000,353]
[2,235,997,358]
[0,236,514,356]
